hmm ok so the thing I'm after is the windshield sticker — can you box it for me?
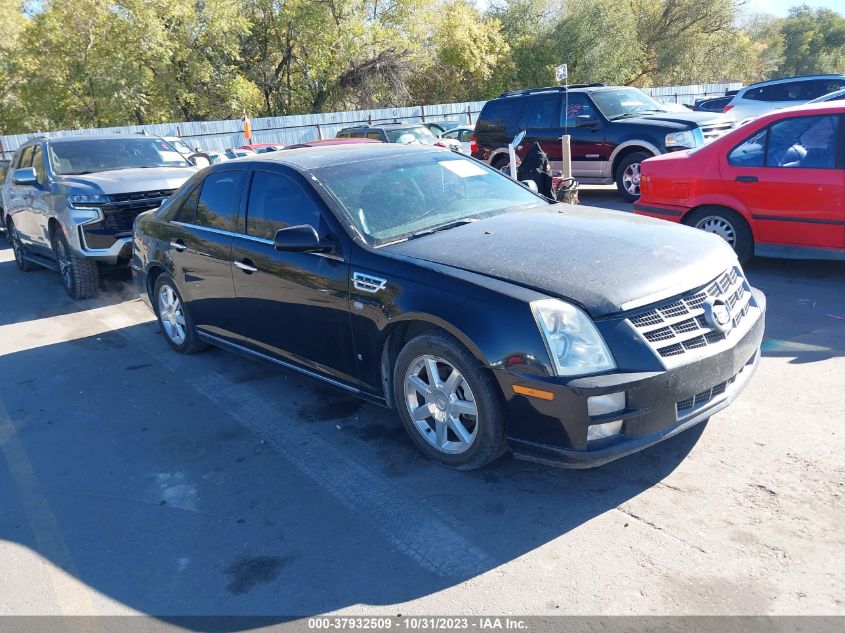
[441,160,487,178]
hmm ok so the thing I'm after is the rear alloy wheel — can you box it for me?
[615,151,651,202]
[685,206,753,264]
[154,273,207,354]
[393,331,507,470]
[9,221,36,272]
[52,229,99,299]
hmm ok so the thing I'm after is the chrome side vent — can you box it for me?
[353,272,387,293]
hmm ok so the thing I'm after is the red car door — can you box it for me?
[721,113,845,250]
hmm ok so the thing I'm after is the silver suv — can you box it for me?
[2,135,196,299]
[723,74,845,123]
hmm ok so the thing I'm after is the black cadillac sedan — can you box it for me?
[132,144,765,470]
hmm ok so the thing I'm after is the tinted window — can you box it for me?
[246,171,322,240]
[367,132,383,141]
[32,146,46,185]
[562,94,596,127]
[744,81,815,102]
[728,129,767,167]
[196,171,244,231]
[476,100,521,133]
[766,115,838,169]
[812,79,845,99]
[174,185,200,223]
[337,131,351,138]
[519,94,560,129]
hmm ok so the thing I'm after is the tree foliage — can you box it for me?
[0,0,842,134]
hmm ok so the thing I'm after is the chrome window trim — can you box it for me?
[170,220,344,261]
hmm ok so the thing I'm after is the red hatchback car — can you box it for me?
[634,103,844,262]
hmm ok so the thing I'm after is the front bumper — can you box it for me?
[504,289,766,468]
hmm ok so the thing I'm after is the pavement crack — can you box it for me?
[617,506,708,554]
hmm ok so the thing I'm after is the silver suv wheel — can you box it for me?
[403,354,478,455]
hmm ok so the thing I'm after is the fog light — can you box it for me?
[587,392,626,417]
[587,420,623,442]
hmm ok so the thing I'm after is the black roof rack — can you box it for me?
[498,84,606,98]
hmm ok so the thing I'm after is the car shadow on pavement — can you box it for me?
[0,320,705,625]
[0,241,138,327]
[747,258,845,364]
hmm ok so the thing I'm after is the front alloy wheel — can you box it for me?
[158,284,187,346]
[393,331,507,470]
[404,355,478,455]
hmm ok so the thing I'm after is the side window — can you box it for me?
[246,171,322,241]
[519,94,560,129]
[17,146,34,170]
[728,129,767,167]
[812,79,845,99]
[766,115,838,169]
[337,131,350,138]
[562,94,596,127]
[196,171,245,231]
[459,130,473,142]
[173,185,201,223]
[352,130,368,138]
[32,146,46,185]
[476,100,521,133]
[367,132,383,141]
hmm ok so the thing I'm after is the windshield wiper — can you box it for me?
[608,112,644,121]
[405,218,477,241]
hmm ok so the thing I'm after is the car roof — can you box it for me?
[756,101,845,120]
[216,143,444,171]
[286,138,381,148]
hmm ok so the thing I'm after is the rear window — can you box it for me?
[476,100,522,134]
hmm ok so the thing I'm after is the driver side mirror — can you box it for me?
[273,224,331,253]
[188,153,212,167]
[13,167,37,186]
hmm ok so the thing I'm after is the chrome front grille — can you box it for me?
[628,267,754,360]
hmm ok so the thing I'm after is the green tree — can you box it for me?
[776,5,845,76]
[0,0,28,134]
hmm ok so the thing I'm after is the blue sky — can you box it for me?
[745,0,844,17]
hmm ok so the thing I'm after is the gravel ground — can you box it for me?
[0,192,842,619]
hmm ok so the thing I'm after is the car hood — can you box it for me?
[617,111,722,128]
[58,167,197,195]
[382,205,737,317]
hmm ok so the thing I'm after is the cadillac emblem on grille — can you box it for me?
[703,298,733,333]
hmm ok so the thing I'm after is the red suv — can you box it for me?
[634,103,844,262]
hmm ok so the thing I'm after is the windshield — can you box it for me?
[313,150,547,246]
[591,88,666,120]
[49,138,189,175]
[385,127,438,144]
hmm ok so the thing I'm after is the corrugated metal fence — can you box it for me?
[0,83,740,159]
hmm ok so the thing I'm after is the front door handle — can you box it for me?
[735,175,758,183]
[170,239,187,252]
[234,259,258,274]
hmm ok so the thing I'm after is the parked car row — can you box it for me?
[2,134,765,471]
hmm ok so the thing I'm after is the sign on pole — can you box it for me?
[555,64,568,83]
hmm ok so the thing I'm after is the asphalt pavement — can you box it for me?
[0,193,843,621]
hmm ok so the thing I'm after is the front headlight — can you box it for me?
[531,299,616,376]
[68,193,110,208]
[664,130,698,149]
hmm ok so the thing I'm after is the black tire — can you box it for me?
[615,151,651,202]
[153,273,207,354]
[393,330,507,470]
[52,228,99,299]
[8,220,37,272]
[684,206,754,264]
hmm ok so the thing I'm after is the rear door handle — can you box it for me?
[735,176,758,183]
[170,239,187,252]
[234,259,258,274]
